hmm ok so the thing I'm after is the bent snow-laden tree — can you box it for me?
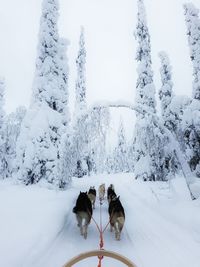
[16,0,70,188]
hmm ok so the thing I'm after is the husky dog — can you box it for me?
[107,184,116,204]
[98,183,105,203]
[108,196,125,240]
[88,186,96,209]
[73,191,92,239]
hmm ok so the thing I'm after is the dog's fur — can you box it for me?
[107,184,116,204]
[73,191,92,239]
[108,196,125,240]
[88,186,96,209]
[98,183,105,203]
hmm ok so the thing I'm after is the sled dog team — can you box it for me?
[73,183,125,240]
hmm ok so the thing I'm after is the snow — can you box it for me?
[0,174,200,267]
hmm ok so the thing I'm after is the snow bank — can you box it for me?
[0,174,200,267]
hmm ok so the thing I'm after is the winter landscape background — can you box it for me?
[0,0,200,266]
[0,0,200,113]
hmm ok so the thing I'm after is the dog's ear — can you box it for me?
[118,196,120,199]
[85,191,87,194]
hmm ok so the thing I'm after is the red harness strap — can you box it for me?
[89,199,111,267]
[97,201,104,267]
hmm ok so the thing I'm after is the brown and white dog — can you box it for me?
[88,186,96,209]
[108,195,125,240]
[98,183,105,203]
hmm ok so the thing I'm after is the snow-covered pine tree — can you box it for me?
[133,0,176,181]
[86,106,110,174]
[181,100,200,176]
[4,106,26,177]
[75,27,87,115]
[182,3,200,176]
[133,0,157,180]
[73,112,89,178]
[106,150,115,174]
[113,119,129,173]
[184,3,200,100]
[0,77,6,179]
[17,0,70,188]
[159,51,174,129]
[32,0,69,116]
[135,0,156,116]
[72,27,88,177]
[58,129,76,184]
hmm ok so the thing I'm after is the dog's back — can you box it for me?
[107,184,116,204]
[73,191,93,239]
[73,191,92,215]
[88,186,96,209]
[98,183,105,202]
[108,196,125,240]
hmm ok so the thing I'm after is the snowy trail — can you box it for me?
[31,174,200,267]
[34,190,134,267]
[0,174,200,267]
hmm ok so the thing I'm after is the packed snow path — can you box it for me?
[0,174,200,267]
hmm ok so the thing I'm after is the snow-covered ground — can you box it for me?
[0,174,200,267]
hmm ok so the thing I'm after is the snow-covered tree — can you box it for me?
[134,0,162,180]
[105,150,116,174]
[72,27,88,178]
[17,0,70,188]
[16,104,68,187]
[134,115,179,181]
[181,99,200,176]
[113,119,129,173]
[32,0,69,117]
[58,129,76,184]
[184,3,200,100]
[167,96,191,138]
[75,27,87,115]
[159,51,174,129]
[0,77,6,179]
[135,0,156,116]
[86,106,110,174]
[4,106,26,177]
[133,1,178,181]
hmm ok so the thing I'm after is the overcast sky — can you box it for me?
[0,0,199,118]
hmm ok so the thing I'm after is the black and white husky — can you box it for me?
[73,191,93,239]
[107,184,116,204]
[108,195,125,240]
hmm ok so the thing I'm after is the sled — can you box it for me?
[63,249,137,266]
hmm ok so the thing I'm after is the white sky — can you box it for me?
[0,0,199,119]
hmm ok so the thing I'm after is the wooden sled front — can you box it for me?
[63,249,137,267]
